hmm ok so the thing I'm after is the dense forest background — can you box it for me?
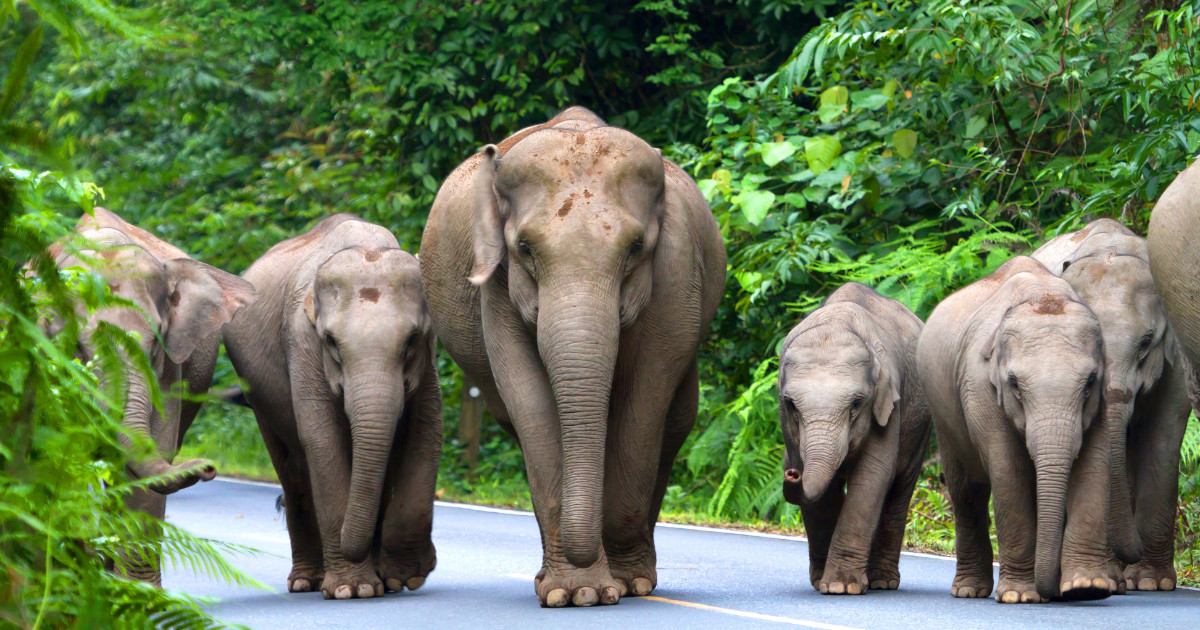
[3,0,1200,624]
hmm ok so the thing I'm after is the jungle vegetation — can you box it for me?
[2,1,1199,624]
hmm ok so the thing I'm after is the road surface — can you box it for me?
[164,479,1200,629]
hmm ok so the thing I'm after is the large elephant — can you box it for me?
[916,256,1114,603]
[223,214,442,600]
[778,283,931,595]
[1033,218,1189,592]
[45,207,256,584]
[1147,160,1200,591]
[420,107,726,607]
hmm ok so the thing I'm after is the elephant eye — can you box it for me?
[1138,333,1154,352]
[517,240,532,256]
[1085,372,1097,389]
[325,332,338,349]
[628,239,643,256]
[404,331,420,357]
[850,396,864,410]
[783,397,797,413]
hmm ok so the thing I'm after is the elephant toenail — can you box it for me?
[356,584,374,598]
[405,576,426,591]
[335,585,352,599]
[386,578,403,592]
[631,577,653,596]
[544,588,569,608]
[572,587,598,607]
[601,586,620,605]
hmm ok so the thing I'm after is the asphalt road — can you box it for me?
[164,479,1200,629]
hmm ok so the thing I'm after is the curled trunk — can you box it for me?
[538,278,619,568]
[1105,398,1143,564]
[114,363,207,494]
[340,374,405,563]
[800,420,846,502]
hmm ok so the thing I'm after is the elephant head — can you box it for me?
[304,247,430,563]
[1061,252,1170,565]
[778,324,900,504]
[467,126,665,567]
[63,229,256,493]
[983,294,1105,598]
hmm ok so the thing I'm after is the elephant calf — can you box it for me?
[224,214,442,600]
[42,207,256,584]
[778,283,931,595]
[1033,219,1189,592]
[917,256,1115,604]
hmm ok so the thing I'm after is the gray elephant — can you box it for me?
[223,214,442,600]
[917,256,1114,603]
[1148,160,1200,591]
[45,207,256,584]
[1033,218,1189,592]
[778,283,931,595]
[420,107,726,607]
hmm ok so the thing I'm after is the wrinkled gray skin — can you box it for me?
[46,207,255,585]
[1148,160,1200,590]
[420,107,726,607]
[223,215,442,600]
[917,256,1115,604]
[1033,218,1189,592]
[778,283,931,595]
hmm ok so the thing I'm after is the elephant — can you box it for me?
[420,107,726,607]
[778,282,931,595]
[1148,160,1200,590]
[1033,218,1189,592]
[916,256,1115,603]
[223,214,442,600]
[43,207,256,584]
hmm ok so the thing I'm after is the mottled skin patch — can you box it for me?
[363,250,381,262]
[558,197,574,217]
[1033,294,1066,315]
[359,287,381,303]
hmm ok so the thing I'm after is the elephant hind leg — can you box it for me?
[1124,394,1189,591]
[943,450,995,599]
[257,416,323,592]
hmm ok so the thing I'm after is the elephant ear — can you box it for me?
[1163,323,1179,367]
[869,343,900,427]
[469,144,506,286]
[161,259,257,363]
[981,322,1005,406]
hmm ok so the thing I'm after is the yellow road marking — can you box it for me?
[641,596,866,629]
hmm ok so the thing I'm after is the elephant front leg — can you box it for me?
[818,446,896,595]
[294,394,383,600]
[1124,396,1189,592]
[378,370,442,593]
[942,450,994,599]
[985,438,1047,604]
[1059,420,1117,600]
[799,485,844,590]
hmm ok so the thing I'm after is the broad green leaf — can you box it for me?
[964,116,987,139]
[804,136,842,175]
[882,80,899,98]
[893,129,918,158]
[820,85,849,106]
[817,103,845,124]
[737,190,775,225]
[760,142,796,167]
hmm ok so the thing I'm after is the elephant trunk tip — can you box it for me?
[801,475,828,502]
[341,528,371,564]
[563,541,601,569]
[782,469,804,506]
[784,468,801,482]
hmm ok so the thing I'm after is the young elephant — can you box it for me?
[778,283,930,595]
[223,215,442,600]
[421,107,725,607]
[43,207,256,584]
[1033,219,1189,592]
[917,256,1114,603]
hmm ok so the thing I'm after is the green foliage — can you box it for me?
[2,3,261,628]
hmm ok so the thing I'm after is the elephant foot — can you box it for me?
[287,565,324,593]
[321,563,384,600]
[1124,562,1176,591]
[994,577,1045,604]
[379,540,437,592]
[535,561,621,608]
[1106,557,1126,595]
[867,564,900,590]
[608,555,657,597]
[950,573,993,599]
[817,564,868,595]
[1057,567,1114,601]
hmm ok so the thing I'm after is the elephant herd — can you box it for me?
[43,106,1200,609]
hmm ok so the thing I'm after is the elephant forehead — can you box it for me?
[499,128,663,193]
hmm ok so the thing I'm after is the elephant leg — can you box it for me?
[820,441,896,595]
[255,413,323,593]
[1124,390,1189,591]
[942,448,994,599]
[176,331,220,449]
[869,469,921,590]
[480,286,619,607]
[1059,419,1115,600]
[799,483,844,589]
[602,358,696,597]
[292,390,383,600]
[378,366,442,593]
[118,488,166,587]
[985,437,1044,604]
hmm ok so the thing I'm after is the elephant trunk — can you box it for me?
[112,361,206,494]
[800,420,846,502]
[340,373,404,563]
[538,277,619,568]
[1104,393,1143,564]
[1032,444,1074,600]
